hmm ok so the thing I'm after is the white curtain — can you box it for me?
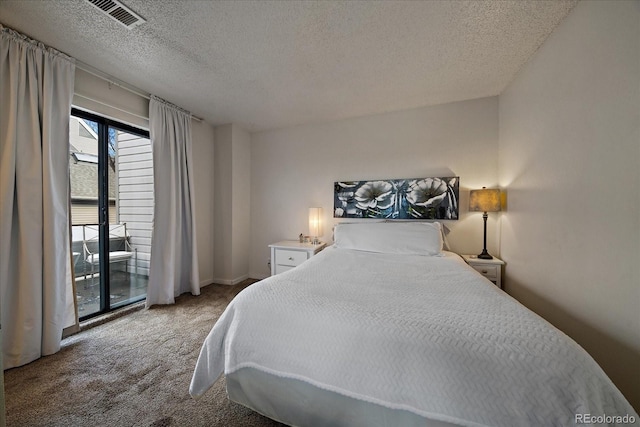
[147,96,200,307]
[0,25,76,369]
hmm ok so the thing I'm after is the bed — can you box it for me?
[190,222,637,426]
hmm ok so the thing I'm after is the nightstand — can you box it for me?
[269,241,327,276]
[461,255,505,289]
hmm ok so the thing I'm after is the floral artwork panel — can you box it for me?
[334,177,459,220]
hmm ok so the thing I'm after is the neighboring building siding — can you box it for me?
[69,115,98,155]
[116,131,154,278]
[69,116,117,225]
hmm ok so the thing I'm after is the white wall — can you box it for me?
[499,0,639,409]
[231,126,251,281]
[213,124,251,284]
[213,125,232,282]
[192,120,216,287]
[250,96,500,278]
[74,68,149,129]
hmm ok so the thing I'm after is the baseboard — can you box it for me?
[249,272,270,280]
[199,278,214,287]
[212,274,250,286]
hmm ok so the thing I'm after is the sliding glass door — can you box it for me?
[70,109,152,319]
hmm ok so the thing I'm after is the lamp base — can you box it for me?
[477,249,493,260]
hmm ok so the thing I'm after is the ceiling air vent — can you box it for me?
[85,0,146,29]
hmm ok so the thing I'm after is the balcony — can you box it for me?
[72,224,148,317]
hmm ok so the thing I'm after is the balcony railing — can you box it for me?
[71,223,147,315]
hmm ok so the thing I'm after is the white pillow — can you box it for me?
[333,222,443,256]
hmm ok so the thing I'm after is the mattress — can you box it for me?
[225,367,456,427]
[190,247,637,426]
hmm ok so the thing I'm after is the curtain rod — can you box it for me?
[76,61,203,122]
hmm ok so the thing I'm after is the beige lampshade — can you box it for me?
[469,188,501,212]
[309,207,322,237]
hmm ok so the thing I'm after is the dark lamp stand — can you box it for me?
[477,211,493,259]
[469,187,501,260]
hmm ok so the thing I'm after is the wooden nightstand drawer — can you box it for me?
[471,265,498,279]
[275,249,308,267]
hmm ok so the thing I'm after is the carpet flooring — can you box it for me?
[4,280,285,427]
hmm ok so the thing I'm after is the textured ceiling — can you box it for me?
[0,0,577,132]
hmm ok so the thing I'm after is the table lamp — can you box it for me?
[469,187,501,259]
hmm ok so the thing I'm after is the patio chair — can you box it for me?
[82,223,138,287]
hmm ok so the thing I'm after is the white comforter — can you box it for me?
[190,247,636,426]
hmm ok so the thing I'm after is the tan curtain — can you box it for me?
[146,96,200,307]
[0,24,77,368]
